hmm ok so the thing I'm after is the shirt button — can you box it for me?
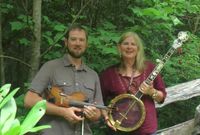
[75,83,79,86]
[63,82,66,85]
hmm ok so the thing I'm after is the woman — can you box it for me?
[100,32,167,135]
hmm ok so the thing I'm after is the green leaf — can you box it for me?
[20,100,48,135]
[28,125,51,133]
[170,15,183,25]
[4,119,20,135]
[0,98,16,134]
[0,3,13,14]
[43,35,54,45]
[0,88,19,109]
[43,16,51,24]
[102,47,118,55]
[54,24,66,32]
[54,33,64,41]
[102,21,116,30]
[0,84,11,103]
[142,8,162,16]
[10,21,24,31]
[19,38,30,46]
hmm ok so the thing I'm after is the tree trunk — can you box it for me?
[28,0,42,81]
[0,0,5,85]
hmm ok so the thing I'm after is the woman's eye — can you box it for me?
[121,42,136,46]
[131,43,136,46]
[122,42,129,45]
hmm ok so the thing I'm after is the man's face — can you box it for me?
[65,29,87,58]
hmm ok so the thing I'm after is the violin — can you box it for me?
[47,86,109,110]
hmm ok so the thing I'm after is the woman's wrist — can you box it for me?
[151,89,158,99]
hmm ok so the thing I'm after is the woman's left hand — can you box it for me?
[139,82,154,96]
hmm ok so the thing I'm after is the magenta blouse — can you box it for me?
[100,61,167,135]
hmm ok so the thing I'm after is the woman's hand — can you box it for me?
[139,82,164,102]
[101,110,117,131]
[139,82,154,96]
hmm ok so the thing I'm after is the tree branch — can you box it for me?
[41,0,92,58]
[0,55,32,68]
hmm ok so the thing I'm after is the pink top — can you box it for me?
[100,61,167,135]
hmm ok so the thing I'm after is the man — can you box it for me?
[24,24,103,135]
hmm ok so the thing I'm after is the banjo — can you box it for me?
[107,31,189,132]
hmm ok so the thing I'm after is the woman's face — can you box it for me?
[118,36,138,60]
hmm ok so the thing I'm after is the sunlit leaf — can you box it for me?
[28,125,51,133]
[20,100,49,135]
[0,88,19,109]
[0,84,11,103]
[0,98,16,134]
[4,119,20,135]
[170,16,183,25]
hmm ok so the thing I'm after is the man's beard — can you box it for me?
[67,48,85,58]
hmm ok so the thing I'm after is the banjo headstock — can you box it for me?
[172,31,189,49]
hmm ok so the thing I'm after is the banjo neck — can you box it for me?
[135,32,189,99]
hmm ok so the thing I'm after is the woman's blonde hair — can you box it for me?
[118,32,146,72]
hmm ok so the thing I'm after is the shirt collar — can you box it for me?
[62,54,88,72]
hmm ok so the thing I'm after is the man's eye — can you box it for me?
[80,38,85,42]
[70,38,76,41]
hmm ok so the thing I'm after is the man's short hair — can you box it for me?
[65,23,88,40]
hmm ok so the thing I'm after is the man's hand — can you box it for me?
[61,107,84,123]
[83,106,101,121]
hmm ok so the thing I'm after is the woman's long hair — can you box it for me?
[118,32,146,72]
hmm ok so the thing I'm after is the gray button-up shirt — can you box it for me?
[29,54,104,135]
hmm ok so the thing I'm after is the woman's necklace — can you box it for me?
[118,66,138,94]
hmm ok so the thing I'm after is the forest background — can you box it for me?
[0,0,200,134]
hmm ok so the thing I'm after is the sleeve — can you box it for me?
[99,70,110,105]
[154,73,167,103]
[148,62,167,103]
[29,62,52,94]
[94,73,104,106]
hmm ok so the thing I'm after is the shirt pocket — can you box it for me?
[54,80,73,94]
[83,82,95,102]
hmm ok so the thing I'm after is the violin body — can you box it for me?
[47,86,86,107]
[47,86,108,110]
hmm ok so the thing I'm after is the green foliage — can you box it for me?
[84,22,120,73]
[42,15,66,61]
[163,33,200,86]
[158,96,200,129]
[0,84,51,135]
[1,0,200,133]
[0,2,13,14]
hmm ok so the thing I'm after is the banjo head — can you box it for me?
[108,94,146,132]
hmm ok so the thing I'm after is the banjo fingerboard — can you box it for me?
[145,47,176,85]
[135,32,189,98]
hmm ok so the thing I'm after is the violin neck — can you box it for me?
[69,100,108,110]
